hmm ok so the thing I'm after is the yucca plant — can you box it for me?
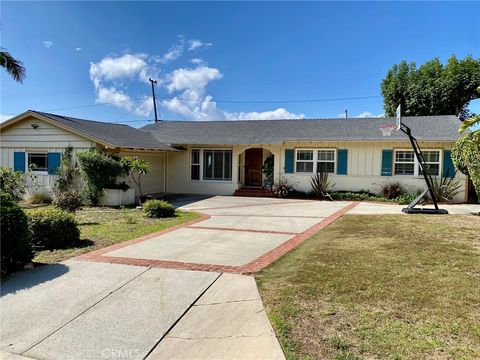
[310,170,335,199]
[430,172,462,203]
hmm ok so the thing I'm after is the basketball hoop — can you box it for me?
[380,124,396,137]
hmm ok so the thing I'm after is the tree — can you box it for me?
[451,111,480,198]
[381,55,480,119]
[121,156,151,202]
[0,48,26,83]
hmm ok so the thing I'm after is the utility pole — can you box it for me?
[149,78,158,123]
[345,109,348,119]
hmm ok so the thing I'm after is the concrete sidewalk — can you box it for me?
[348,202,480,215]
[1,261,285,360]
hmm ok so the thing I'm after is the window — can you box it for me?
[419,151,440,176]
[28,153,48,172]
[394,150,415,175]
[203,150,232,181]
[191,149,200,180]
[296,150,314,172]
[394,149,441,176]
[317,150,335,173]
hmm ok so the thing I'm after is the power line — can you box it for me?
[4,94,382,116]
[114,97,152,121]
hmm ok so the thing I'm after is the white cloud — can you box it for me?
[89,54,150,84]
[164,66,223,93]
[190,58,204,65]
[162,65,303,120]
[153,35,186,64]
[75,47,82,51]
[356,111,385,118]
[42,41,53,48]
[0,114,13,123]
[225,108,305,120]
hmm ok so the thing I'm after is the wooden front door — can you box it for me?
[245,148,263,186]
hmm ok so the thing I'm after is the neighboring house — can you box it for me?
[0,110,468,202]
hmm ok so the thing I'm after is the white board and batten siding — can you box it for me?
[0,117,95,194]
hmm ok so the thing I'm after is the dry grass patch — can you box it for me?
[24,206,199,264]
[256,215,480,360]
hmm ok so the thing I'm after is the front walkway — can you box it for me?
[77,196,356,274]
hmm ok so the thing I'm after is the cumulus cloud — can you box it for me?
[356,111,385,118]
[75,47,82,51]
[89,54,156,117]
[42,41,53,48]
[162,65,303,120]
[88,37,300,120]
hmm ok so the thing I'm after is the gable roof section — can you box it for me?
[142,115,462,145]
[1,111,176,151]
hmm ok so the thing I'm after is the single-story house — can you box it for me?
[0,110,472,202]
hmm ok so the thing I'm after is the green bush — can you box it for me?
[27,192,53,204]
[1,192,33,277]
[0,167,26,201]
[77,149,128,206]
[54,191,83,212]
[143,200,176,218]
[28,209,80,249]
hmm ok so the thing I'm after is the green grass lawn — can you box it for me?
[256,215,480,360]
[24,206,199,264]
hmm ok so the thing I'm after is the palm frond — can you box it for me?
[0,50,26,82]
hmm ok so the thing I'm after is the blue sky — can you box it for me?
[1,1,479,126]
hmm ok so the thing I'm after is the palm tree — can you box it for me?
[0,48,26,82]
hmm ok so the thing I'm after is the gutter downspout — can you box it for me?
[163,152,167,194]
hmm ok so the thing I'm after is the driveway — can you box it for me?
[1,196,355,360]
[78,196,355,273]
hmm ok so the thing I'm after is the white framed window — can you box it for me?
[296,150,314,172]
[295,149,336,173]
[190,149,200,180]
[419,151,440,176]
[317,150,335,173]
[27,153,48,172]
[190,148,233,181]
[394,149,441,177]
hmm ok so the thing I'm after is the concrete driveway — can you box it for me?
[1,196,356,360]
[80,196,355,273]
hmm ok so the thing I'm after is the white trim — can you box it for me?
[189,148,233,182]
[294,148,336,174]
[393,148,442,177]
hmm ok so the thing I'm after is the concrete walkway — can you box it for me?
[348,202,480,215]
[1,261,283,360]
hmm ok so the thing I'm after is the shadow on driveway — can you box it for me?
[1,263,69,296]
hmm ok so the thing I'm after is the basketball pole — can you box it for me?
[399,122,448,215]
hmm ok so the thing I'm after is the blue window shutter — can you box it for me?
[13,152,25,173]
[381,150,393,176]
[285,149,294,174]
[48,152,61,175]
[443,150,455,178]
[337,149,348,175]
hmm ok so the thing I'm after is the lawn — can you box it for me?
[24,206,199,264]
[256,215,480,360]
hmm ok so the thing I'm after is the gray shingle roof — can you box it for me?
[142,115,462,145]
[33,111,176,150]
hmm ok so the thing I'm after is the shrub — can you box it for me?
[0,167,26,201]
[309,171,335,199]
[77,149,128,206]
[28,209,80,249]
[27,192,53,204]
[54,191,83,212]
[143,200,176,218]
[1,192,33,277]
[394,193,417,205]
[381,182,405,199]
[121,156,151,202]
[430,173,463,203]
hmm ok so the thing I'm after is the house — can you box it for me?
[0,110,469,202]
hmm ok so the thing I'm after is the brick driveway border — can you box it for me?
[76,201,358,274]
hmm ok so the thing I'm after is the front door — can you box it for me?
[245,148,263,186]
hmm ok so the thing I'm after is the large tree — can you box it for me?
[381,55,480,119]
[0,48,26,83]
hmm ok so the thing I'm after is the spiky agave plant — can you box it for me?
[310,170,335,199]
[430,172,463,203]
